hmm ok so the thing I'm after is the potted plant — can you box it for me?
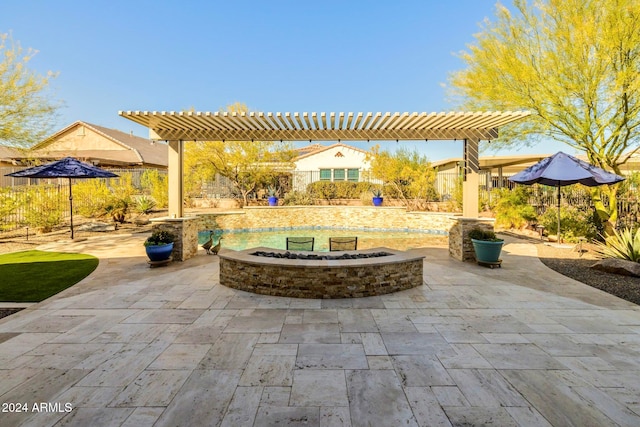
[468,227,504,265]
[144,230,175,262]
[371,188,384,206]
[267,186,278,206]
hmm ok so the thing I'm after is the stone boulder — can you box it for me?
[77,222,116,232]
[590,258,640,277]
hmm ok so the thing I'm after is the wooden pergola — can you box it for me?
[119,110,530,218]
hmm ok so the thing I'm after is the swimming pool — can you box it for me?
[198,228,447,251]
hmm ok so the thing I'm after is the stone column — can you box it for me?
[448,217,495,261]
[150,217,199,261]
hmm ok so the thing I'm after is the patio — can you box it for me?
[1,234,639,426]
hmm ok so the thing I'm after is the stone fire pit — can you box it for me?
[219,247,424,299]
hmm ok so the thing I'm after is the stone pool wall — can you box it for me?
[219,247,425,298]
[198,206,457,233]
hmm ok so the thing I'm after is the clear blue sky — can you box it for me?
[1,0,561,161]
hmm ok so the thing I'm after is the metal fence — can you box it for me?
[0,167,167,232]
[0,166,166,189]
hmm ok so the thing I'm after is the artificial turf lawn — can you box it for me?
[0,250,99,302]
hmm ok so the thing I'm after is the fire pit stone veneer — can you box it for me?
[218,247,424,299]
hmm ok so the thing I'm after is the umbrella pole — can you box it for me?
[69,178,74,239]
[557,184,561,244]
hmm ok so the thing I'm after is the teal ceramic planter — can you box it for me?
[471,239,503,263]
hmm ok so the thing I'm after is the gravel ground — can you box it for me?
[536,240,640,305]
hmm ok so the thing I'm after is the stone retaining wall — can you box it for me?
[219,247,424,298]
[198,206,456,233]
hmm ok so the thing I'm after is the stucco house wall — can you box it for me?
[292,143,371,191]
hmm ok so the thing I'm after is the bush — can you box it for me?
[593,228,640,262]
[307,181,372,199]
[491,187,537,229]
[0,188,19,230]
[539,205,598,242]
[106,173,135,223]
[73,179,112,217]
[140,169,168,208]
[282,191,315,206]
[23,186,64,233]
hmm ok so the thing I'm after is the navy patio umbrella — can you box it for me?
[508,151,624,243]
[5,157,118,239]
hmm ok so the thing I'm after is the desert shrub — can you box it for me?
[491,187,537,229]
[539,205,598,242]
[73,179,112,217]
[306,181,372,199]
[282,191,315,206]
[445,175,464,212]
[593,227,640,262]
[23,186,64,233]
[360,191,373,206]
[135,195,157,214]
[106,173,135,223]
[140,169,168,208]
[0,188,20,230]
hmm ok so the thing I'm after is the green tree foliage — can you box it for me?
[367,146,438,210]
[449,0,640,234]
[73,180,112,217]
[0,33,59,147]
[184,103,294,206]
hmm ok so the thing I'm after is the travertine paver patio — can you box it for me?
[1,234,640,426]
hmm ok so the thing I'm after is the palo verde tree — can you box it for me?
[367,145,438,210]
[449,0,640,234]
[0,33,59,147]
[184,103,294,206]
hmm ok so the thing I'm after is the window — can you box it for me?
[319,169,331,181]
[333,169,345,180]
[347,169,359,182]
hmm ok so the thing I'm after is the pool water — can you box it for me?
[198,228,447,252]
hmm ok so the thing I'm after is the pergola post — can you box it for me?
[168,140,184,218]
[462,138,480,218]
[124,110,529,262]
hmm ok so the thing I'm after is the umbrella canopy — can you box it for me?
[5,157,119,179]
[6,157,118,239]
[509,152,624,243]
[508,151,625,187]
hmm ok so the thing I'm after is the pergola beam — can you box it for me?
[119,110,530,220]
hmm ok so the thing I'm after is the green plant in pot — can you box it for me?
[371,187,383,206]
[267,186,278,206]
[144,230,176,262]
[468,227,504,265]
